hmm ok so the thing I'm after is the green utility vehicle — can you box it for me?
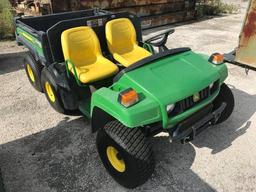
[15,9,234,188]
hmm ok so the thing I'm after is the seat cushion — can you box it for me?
[105,18,152,67]
[113,45,152,67]
[69,56,118,84]
[62,26,119,84]
[62,26,102,67]
[106,18,137,55]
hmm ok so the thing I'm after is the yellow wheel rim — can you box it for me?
[45,81,56,103]
[26,64,35,83]
[106,146,126,172]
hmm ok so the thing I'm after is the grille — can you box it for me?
[168,80,219,117]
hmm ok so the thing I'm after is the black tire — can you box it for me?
[96,121,155,189]
[213,83,235,124]
[41,68,80,115]
[24,52,43,92]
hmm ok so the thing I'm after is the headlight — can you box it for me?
[118,88,139,108]
[166,104,175,113]
[209,82,214,89]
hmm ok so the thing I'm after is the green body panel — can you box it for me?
[16,27,45,58]
[91,51,228,129]
[91,87,161,127]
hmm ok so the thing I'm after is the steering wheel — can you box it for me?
[145,29,175,53]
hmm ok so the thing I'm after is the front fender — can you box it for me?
[91,87,161,128]
[198,53,228,83]
[216,63,228,83]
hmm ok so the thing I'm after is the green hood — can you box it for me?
[92,50,228,129]
[117,51,227,105]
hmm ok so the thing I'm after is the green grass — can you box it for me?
[196,0,239,17]
[0,0,15,40]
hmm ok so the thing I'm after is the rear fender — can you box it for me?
[45,65,79,110]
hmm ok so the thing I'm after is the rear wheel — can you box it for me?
[24,53,43,92]
[213,83,235,124]
[41,68,80,115]
[96,121,155,188]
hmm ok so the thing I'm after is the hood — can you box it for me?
[118,51,225,105]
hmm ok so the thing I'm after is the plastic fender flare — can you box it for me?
[91,104,138,133]
[91,102,133,132]
[91,107,115,133]
[43,66,78,110]
[47,64,71,91]
[198,53,228,83]
[216,64,228,83]
[91,88,161,133]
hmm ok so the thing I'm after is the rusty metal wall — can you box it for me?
[235,0,256,68]
[50,0,196,29]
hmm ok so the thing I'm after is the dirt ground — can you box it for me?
[1,1,256,192]
[0,41,26,54]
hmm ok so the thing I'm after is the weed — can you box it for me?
[0,0,15,40]
[196,0,239,17]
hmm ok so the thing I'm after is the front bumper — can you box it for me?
[169,102,226,143]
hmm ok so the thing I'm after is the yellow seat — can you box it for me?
[61,26,118,84]
[105,18,152,67]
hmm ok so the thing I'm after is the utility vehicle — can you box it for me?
[14,9,234,188]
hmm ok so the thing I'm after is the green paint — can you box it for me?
[16,27,45,58]
[65,59,87,87]
[16,22,228,130]
[143,43,155,54]
[91,51,228,129]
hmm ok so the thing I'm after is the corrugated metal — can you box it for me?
[235,0,256,68]
[50,0,196,29]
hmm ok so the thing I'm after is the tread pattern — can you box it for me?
[104,121,155,186]
[105,121,149,159]
[213,83,235,124]
[24,52,43,92]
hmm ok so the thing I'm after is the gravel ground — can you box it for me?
[0,41,26,54]
[1,1,256,192]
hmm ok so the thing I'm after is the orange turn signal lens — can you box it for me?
[118,88,139,108]
[209,53,224,65]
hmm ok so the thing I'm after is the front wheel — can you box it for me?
[96,121,155,189]
[213,83,235,124]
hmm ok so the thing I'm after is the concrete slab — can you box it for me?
[0,169,5,192]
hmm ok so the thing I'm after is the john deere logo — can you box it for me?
[193,93,200,102]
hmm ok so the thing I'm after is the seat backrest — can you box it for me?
[61,26,102,67]
[105,18,137,54]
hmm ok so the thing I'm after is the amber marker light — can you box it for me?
[118,88,139,108]
[209,53,224,65]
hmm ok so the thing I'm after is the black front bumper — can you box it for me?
[169,103,226,143]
